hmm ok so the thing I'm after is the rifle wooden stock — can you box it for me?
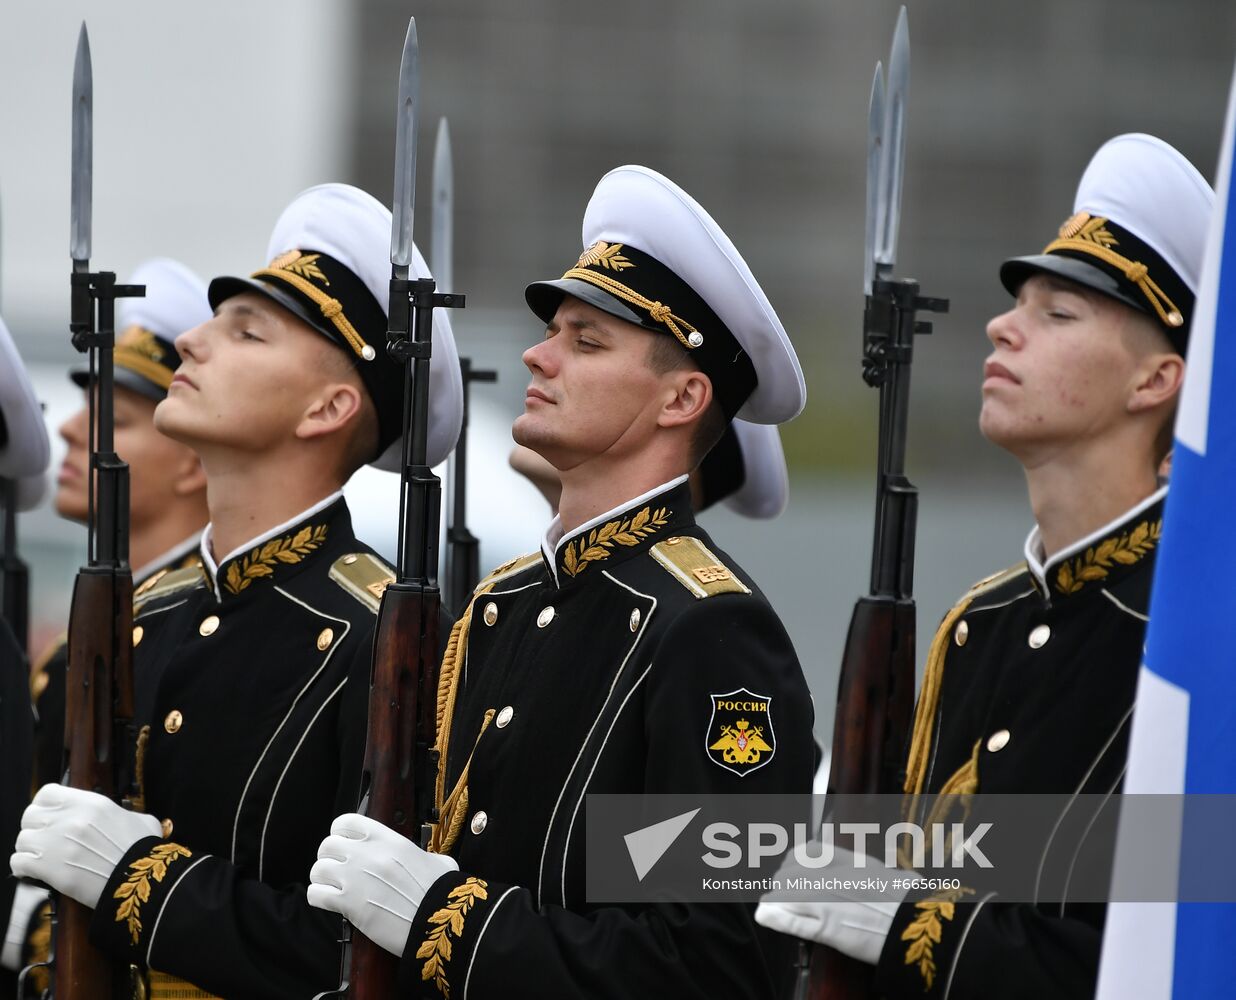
[805,597,915,998]
[348,581,441,997]
[57,565,134,999]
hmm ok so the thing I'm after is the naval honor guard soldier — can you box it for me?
[10,184,464,999]
[308,165,816,998]
[6,257,213,989]
[28,258,214,791]
[756,135,1214,999]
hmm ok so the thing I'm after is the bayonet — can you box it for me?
[70,22,92,267]
[390,19,419,275]
[872,6,908,279]
[863,63,884,293]
[432,117,453,292]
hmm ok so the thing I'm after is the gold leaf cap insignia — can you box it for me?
[576,241,636,271]
[117,326,166,362]
[266,249,331,285]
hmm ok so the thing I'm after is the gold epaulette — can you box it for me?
[475,551,541,591]
[134,564,206,610]
[962,560,1030,604]
[649,536,751,598]
[329,552,396,613]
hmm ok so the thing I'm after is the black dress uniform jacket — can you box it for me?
[876,491,1165,1000]
[29,534,203,792]
[86,496,389,999]
[397,479,815,1000]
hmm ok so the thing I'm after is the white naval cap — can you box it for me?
[71,257,211,401]
[209,183,464,471]
[1001,134,1214,351]
[724,420,789,519]
[695,418,789,519]
[525,165,806,424]
[0,316,50,480]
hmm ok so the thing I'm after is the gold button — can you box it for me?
[483,602,498,626]
[630,608,641,632]
[470,811,488,835]
[316,628,334,651]
[133,625,145,647]
[199,615,220,637]
[986,729,1011,753]
[496,706,514,729]
[161,818,174,838]
[537,606,556,628]
[954,620,968,646]
[343,554,358,565]
[666,536,683,546]
[164,710,183,734]
[1028,624,1051,649]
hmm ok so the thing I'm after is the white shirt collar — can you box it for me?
[540,474,689,588]
[200,489,344,599]
[1023,485,1168,592]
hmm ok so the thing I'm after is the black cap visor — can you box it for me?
[525,278,648,331]
[999,254,1150,318]
[208,275,346,350]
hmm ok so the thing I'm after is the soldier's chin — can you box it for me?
[53,489,88,524]
[152,397,199,446]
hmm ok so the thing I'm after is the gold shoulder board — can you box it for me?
[329,553,397,613]
[134,564,206,609]
[649,536,751,599]
[964,560,1030,603]
[476,551,541,591]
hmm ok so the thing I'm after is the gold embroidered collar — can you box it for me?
[1027,489,1167,599]
[205,493,345,601]
[544,478,693,585]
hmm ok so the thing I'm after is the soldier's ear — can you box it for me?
[1127,352,1184,414]
[658,370,713,430]
[297,383,364,443]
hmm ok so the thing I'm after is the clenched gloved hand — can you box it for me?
[308,813,459,958]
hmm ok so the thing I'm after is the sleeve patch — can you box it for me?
[706,688,775,775]
[650,536,751,598]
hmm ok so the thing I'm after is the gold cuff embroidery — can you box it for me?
[223,524,328,595]
[561,505,671,578]
[1054,518,1161,596]
[416,877,489,997]
[114,844,193,945]
[901,886,975,991]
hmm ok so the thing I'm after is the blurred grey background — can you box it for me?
[4,0,1233,747]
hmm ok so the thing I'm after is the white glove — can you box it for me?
[755,845,908,966]
[308,813,459,958]
[1,883,49,971]
[9,784,162,910]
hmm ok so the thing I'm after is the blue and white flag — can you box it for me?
[1096,68,1236,1000]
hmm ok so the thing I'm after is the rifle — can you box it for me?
[320,20,465,998]
[800,9,948,998]
[432,117,497,614]
[30,24,147,999]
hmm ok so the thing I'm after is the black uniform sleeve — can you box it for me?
[86,640,371,1000]
[876,894,1101,999]
[397,595,815,1000]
